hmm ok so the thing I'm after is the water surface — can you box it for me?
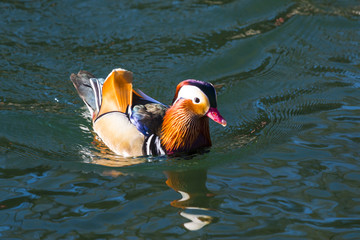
[1,0,360,239]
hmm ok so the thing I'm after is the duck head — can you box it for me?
[172,79,227,127]
[161,79,227,154]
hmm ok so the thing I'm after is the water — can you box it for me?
[1,0,360,239]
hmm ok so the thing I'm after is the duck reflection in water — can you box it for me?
[80,146,218,230]
[165,168,218,231]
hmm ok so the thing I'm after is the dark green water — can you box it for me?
[1,0,360,239]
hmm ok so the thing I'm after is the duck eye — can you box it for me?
[194,97,200,103]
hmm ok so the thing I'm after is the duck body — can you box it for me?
[70,68,226,157]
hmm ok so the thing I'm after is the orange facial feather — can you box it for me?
[161,99,211,153]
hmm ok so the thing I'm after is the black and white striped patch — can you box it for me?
[89,78,104,113]
[143,134,166,156]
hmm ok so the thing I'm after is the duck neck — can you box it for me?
[161,103,211,154]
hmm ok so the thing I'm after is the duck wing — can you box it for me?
[129,91,168,156]
[129,100,168,136]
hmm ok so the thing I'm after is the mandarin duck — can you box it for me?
[70,68,226,157]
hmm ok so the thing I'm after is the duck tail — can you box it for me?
[71,68,134,121]
[70,70,101,116]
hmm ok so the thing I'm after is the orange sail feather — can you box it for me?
[97,68,133,117]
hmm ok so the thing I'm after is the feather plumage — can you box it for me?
[161,99,211,154]
[97,68,133,117]
[71,68,225,157]
[70,70,97,116]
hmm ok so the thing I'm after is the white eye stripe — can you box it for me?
[174,85,211,115]
[175,85,209,104]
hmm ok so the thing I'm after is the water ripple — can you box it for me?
[1,0,360,238]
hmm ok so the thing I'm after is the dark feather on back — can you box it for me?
[130,94,168,136]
